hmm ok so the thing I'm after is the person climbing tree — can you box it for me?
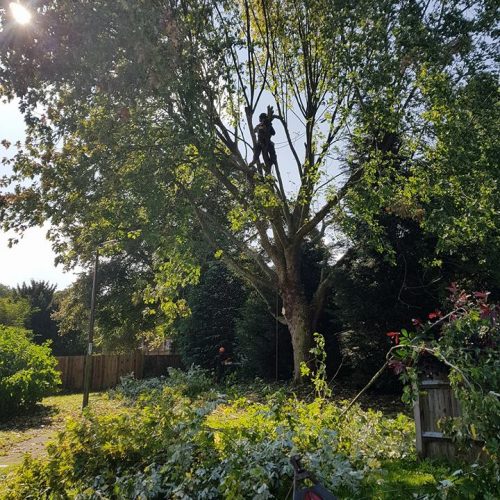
[251,108,277,169]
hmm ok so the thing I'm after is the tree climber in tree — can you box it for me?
[251,110,277,169]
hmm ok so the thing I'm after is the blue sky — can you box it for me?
[0,99,78,290]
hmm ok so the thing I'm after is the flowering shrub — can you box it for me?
[387,285,500,459]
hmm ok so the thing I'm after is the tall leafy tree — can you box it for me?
[0,288,31,328]
[14,280,57,340]
[0,0,497,379]
[53,252,162,353]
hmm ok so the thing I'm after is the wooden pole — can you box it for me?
[82,249,99,409]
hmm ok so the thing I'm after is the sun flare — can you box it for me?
[10,2,32,25]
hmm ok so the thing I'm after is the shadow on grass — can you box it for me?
[0,404,59,434]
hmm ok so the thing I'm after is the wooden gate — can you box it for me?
[413,376,461,459]
[414,375,484,460]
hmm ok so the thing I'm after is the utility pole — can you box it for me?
[82,249,99,409]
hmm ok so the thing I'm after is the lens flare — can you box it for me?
[10,3,32,25]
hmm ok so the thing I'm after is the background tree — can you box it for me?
[1,0,497,380]
[53,252,162,353]
[13,280,58,341]
[176,262,247,369]
[235,291,293,380]
[0,285,31,328]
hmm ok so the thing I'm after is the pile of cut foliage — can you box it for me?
[1,368,497,499]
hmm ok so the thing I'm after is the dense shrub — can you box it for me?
[0,325,61,418]
[112,366,214,403]
[3,370,499,499]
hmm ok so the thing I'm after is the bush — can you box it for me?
[0,325,61,418]
[112,366,213,404]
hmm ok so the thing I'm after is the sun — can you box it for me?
[10,2,32,25]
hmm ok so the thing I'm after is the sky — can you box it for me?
[0,99,79,290]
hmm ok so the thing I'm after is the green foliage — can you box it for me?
[112,366,214,404]
[416,73,500,276]
[0,325,61,419]
[391,288,500,460]
[13,280,66,352]
[437,298,500,460]
[300,333,332,399]
[4,372,498,499]
[2,0,496,380]
[53,257,161,354]
[2,373,416,499]
[109,374,168,405]
[175,262,246,369]
[235,291,293,380]
[0,294,31,328]
[163,366,214,399]
[331,225,447,389]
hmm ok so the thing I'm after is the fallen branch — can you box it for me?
[340,361,388,417]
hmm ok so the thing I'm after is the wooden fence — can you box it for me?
[414,376,461,460]
[56,352,183,392]
[414,374,484,461]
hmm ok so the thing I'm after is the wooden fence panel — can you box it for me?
[56,353,183,392]
[414,376,484,461]
[56,355,85,391]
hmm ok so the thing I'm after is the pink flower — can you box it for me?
[455,291,470,307]
[480,303,492,319]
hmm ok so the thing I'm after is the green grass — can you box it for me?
[0,392,118,458]
[351,459,454,499]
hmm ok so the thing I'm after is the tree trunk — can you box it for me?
[286,298,313,382]
[280,245,314,382]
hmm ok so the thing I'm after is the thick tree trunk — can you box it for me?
[286,298,313,382]
[280,245,314,382]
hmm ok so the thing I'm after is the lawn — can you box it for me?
[0,392,121,470]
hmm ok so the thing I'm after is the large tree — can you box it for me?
[0,0,497,379]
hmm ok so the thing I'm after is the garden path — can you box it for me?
[0,393,115,470]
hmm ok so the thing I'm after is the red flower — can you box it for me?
[386,331,400,345]
[428,310,442,320]
[447,282,459,294]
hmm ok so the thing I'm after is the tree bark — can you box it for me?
[280,246,314,382]
[286,296,314,382]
